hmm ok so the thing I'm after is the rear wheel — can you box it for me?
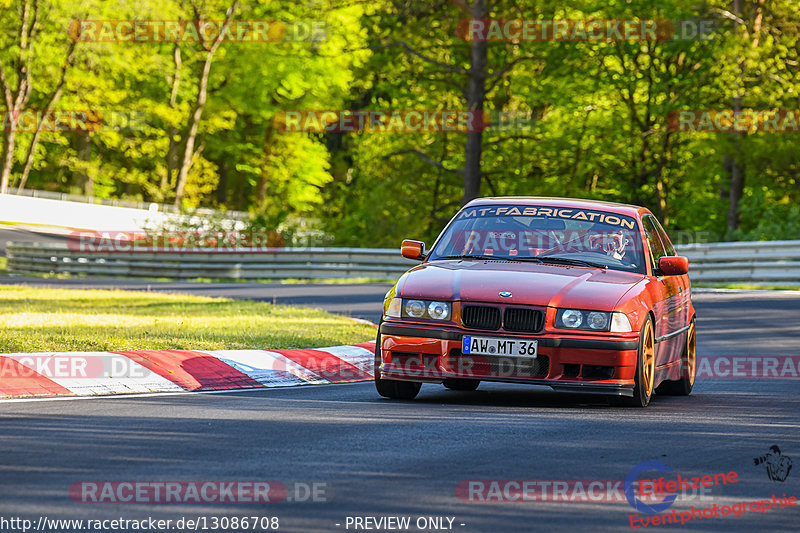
[374,326,422,400]
[656,319,696,396]
[443,379,480,391]
[621,316,655,407]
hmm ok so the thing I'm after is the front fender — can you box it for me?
[614,279,654,333]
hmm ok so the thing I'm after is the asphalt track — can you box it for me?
[1,230,799,532]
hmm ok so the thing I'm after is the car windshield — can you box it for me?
[428,204,646,274]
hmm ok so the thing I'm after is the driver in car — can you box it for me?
[589,230,631,262]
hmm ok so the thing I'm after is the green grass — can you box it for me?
[2,267,392,285]
[0,286,376,353]
[694,283,800,291]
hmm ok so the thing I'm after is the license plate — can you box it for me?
[462,336,538,357]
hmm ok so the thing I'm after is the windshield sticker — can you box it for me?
[458,206,637,230]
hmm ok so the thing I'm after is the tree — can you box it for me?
[173,0,239,208]
[0,0,80,193]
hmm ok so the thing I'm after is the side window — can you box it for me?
[653,218,676,256]
[642,216,668,272]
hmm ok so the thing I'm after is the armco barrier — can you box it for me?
[678,240,800,284]
[5,240,800,284]
[5,243,417,280]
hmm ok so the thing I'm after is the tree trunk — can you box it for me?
[215,158,228,206]
[16,41,76,194]
[163,41,182,197]
[173,0,238,208]
[726,0,745,234]
[0,130,15,194]
[726,148,744,232]
[0,0,38,193]
[173,86,207,207]
[462,0,488,205]
[75,131,92,196]
[256,124,274,205]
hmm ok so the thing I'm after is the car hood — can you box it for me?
[397,260,645,310]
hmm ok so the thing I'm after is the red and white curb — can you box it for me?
[0,342,375,400]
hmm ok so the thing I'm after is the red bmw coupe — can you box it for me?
[376,197,695,407]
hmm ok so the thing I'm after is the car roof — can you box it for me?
[466,196,650,218]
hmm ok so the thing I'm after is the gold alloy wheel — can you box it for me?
[687,321,696,386]
[643,322,656,396]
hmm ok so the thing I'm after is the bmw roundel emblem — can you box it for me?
[499,291,513,298]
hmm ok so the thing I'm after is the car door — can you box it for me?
[653,217,691,333]
[642,215,682,367]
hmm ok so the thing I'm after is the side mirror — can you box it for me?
[659,256,689,276]
[401,239,426,261]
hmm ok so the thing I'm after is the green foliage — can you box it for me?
[0,0,799,244]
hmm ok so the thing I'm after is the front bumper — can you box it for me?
[378,323,639,397]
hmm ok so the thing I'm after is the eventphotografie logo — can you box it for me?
[625,461,677,514]
[624,461,737,514]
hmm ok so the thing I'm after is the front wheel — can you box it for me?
[376,375,422,400]
[374,326,421,400]
[621,315,656,407]
[656,319,696,396]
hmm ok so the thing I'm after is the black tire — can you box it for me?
[376,376,422,400]
[621,315,656,407]
[656,319,696,396]
[443,379,480,391]
[374,324,422,400]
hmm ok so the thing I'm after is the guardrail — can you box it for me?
[5,243,418,280]
[5,240,800,284]
[677,240,800,284]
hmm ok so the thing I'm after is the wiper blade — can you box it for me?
[509,256,543,263]
[435,254,505,261]
[536,256,609,269]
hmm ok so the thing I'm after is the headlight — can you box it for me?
[405,300,427,318]
[428,301,451,320]
[556,309,613,332]
[561,309,583,328]
[587,312,609,330]
[391,299,452,321]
